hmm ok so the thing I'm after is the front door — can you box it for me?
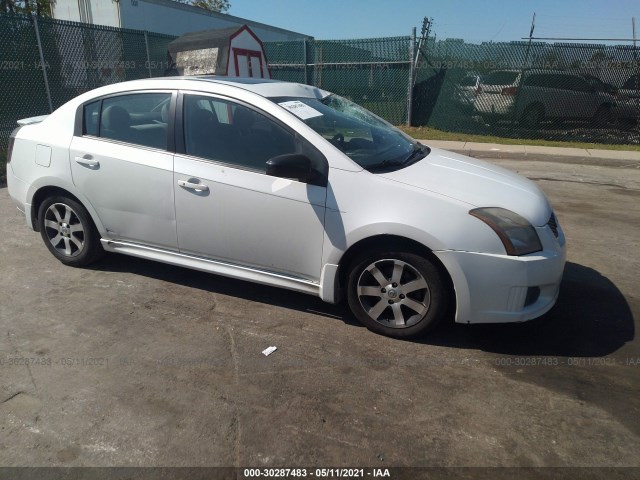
[173,92,327,281]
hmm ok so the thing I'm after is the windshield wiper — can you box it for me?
[366,144,430,172]
[403,144,430,166]
[366,158,406,172]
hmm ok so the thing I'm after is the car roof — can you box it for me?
[145,76,331,99]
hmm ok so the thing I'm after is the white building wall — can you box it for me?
[120,0,309,41]
[52,0,120,27]
[51,0,83,23]
[53,0,310,42]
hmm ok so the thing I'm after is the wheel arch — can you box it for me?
[335,234,455,309]
[30,183,104,235]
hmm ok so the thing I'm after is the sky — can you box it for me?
[229,0,640,44]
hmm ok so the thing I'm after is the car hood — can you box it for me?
[378,147,552,226]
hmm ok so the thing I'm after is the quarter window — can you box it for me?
[183,94,297,172]
[83,100,100,136]
[94,92,171,150]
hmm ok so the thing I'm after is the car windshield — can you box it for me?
[270,94,429,171]
[483,71,519,85]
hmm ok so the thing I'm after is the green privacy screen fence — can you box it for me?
[412,39,640,145]
[0,13,175,150]
[1,12,639,152]
[264,36,413,125]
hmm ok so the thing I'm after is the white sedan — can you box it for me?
[6,77,566,338]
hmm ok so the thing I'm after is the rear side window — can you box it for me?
[483,71,519,85]
[562,75,591,92]
[92,92,172,150]
[83,100,100,136]
[523,74,550,88]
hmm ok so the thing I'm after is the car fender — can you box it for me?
[27,176,107,235]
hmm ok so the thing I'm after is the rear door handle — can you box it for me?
[178,179,209,192]
[75,156,100,168]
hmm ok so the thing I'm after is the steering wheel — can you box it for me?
[331,132,346,150]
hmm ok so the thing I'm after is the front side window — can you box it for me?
[563,76,591,92]
[97,92,171,150]
[183,94,297,172]
[271,94,428,172]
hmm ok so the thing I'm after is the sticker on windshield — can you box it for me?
[278,101,323,120]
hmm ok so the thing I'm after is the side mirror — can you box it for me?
[266,153,312,183]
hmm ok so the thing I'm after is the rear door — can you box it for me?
[562,75,599,118]
[69,91,178,249]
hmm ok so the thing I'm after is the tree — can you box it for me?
[173,0,230,13]
[1,0,54,16]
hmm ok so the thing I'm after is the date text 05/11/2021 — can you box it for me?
[242,468,391,478]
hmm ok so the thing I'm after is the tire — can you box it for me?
[37,195,104,267]
[346,251,449,339]
[520,105,544,128]
[592,105,612,127]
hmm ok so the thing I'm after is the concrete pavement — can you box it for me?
[1,155,640,468]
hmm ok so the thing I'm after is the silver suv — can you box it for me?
[474,69,616,126]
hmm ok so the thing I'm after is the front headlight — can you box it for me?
[469,207,542,256]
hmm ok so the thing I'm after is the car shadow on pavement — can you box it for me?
[91,256,634,357]
[420,261,635,357]
[90,253,359,326]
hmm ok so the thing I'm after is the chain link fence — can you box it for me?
[0,13,176,150]
[413,39,640,145]
[1,12,639,153]
[264,36,413,125]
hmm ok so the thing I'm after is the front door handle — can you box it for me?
[178,179,209,192]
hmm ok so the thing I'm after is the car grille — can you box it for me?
[547,212,559,238]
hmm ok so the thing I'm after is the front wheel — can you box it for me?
[347,252,449,338]
[37,196,104,267]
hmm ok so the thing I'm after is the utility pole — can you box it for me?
[406,27,416,126]
[633,17,638,64]
[413,17,432,80]
[524,12,536,67]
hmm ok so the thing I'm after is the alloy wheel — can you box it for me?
[356,259,431,328]
[43,203,86,257]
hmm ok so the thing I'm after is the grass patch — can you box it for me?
[398,126,640,152]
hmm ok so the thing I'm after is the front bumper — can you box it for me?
[434,222,566,324]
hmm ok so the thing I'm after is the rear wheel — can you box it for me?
[37,196,104,267]
[347,251,449,338]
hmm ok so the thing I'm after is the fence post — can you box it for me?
[406,27,416,126]
[32,14,53,113]
[144,31,152,77]
[303,38,309,85]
